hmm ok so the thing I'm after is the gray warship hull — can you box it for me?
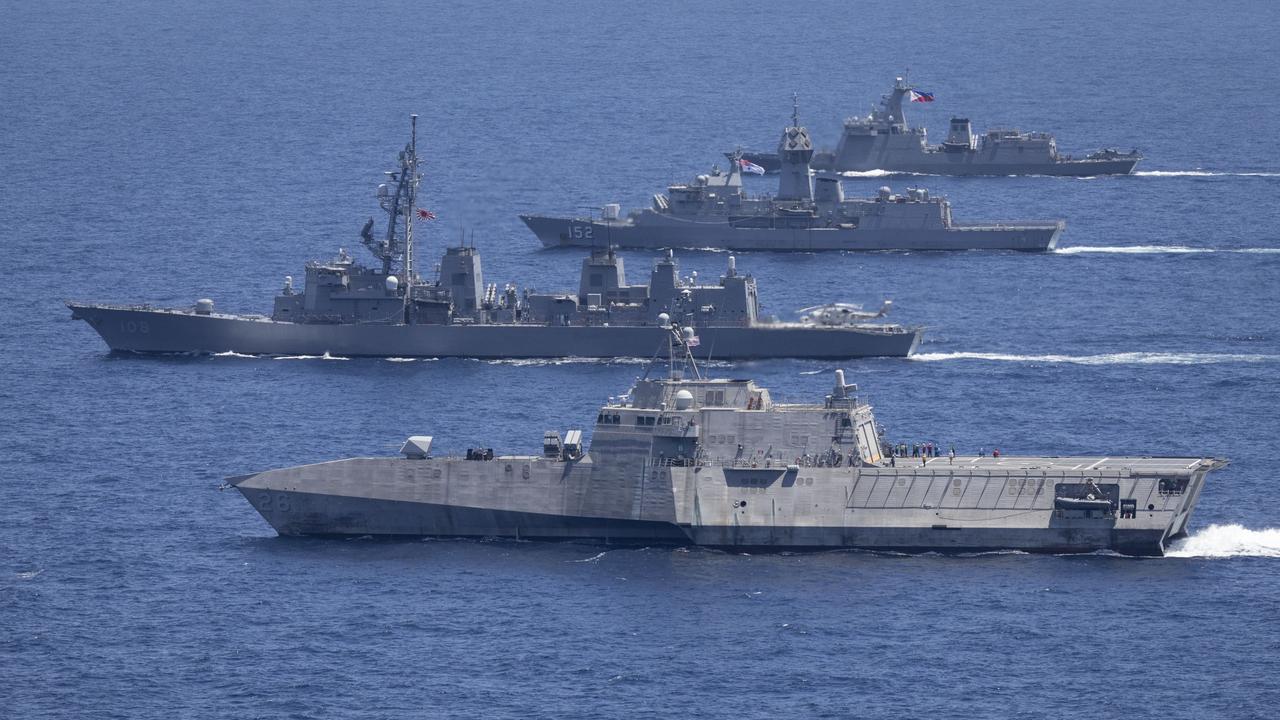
[739,150,1139,177]
[232,454,1220,556]
[67,303,921,359]
[521,215,1064,252]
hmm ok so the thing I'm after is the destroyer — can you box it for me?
[230,327,1225,556]
[67,118,920,359]
[737,78,1141,176]
[522,109,1064,252]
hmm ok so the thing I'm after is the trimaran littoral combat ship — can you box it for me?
[522,106,1065,252]
[230,325,1226,556]
[736,77,1142,176]
[67,117,921,359]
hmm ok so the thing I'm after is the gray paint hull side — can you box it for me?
[67,304,921,358]
[743,152,1139,177]
[236,487,1167,556]
[822,158,1140,177]
[238,487,690,542]
[521,216,1063,252]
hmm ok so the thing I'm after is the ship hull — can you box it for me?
[232,456,1220,557]
[236,487,1170,555]
[67,303,921,359]
[522,215,1063,252]
[742,151,1140,177]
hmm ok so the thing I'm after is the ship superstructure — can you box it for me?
[231,328,1224,556]
[67,118,920,359]
[523,104,1065,252]
[737,76,1141,176]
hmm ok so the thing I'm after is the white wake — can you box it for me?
[1133,170,1280,177]
[910,351,1279,365]
[274,352,349,361]
[840,169,901,178]
[1166,525,1280,558]
[1056,245,1280,255]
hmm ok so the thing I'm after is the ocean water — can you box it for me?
[3,1,1280,717]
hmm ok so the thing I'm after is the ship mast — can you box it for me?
[364,115,423,286]
[403,114,419,315]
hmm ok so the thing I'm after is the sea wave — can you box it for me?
[567,551,609,564]
[1165,524,1280,558]
[211,351,259,359]
[1056,245,1280,255]
[840,169,903,178]
[910,351,1279,365]
[1133,170,1280,177]
[274,352,349,361]
[479,357,732,368]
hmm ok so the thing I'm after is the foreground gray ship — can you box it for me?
[738,77,1141,176]
[523,111,1065,252]
[67,118,919,359]
[231,330,1225,556]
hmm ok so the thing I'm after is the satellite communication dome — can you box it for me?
[674,389,694,410]
[385,275,399,292]
[657,312,670,326]
[682,326,696,340]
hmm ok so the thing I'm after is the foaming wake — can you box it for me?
[840,169,906,178]
[212,351,258,359]
[1133,170,1280,177]
[1165,525,1280,558]
[1056,245,1280,255]
[274,352,349,361]
[910,351,1279,365]
[567,551,609,563]
[480,357,732,368]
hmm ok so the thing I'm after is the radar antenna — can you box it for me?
[639,319,703,383]
[360,115,422,292]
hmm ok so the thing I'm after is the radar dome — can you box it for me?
[674,389,694,410]
[385,275,399,292]
[682,326,696,340]
[657,312,670,326]
[194,298,214,315]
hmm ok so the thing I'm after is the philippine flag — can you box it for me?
[909,89,935,103]
[738,158,766,175]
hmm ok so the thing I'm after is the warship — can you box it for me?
[67,118,920,359]
[737,78,1142,176]
[522,108,1065,252]
[230,327,1226,556]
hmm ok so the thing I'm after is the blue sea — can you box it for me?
[3,1,1279,717]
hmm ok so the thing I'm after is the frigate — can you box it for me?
[522,110,1065,252]
[67,118,920,359]
[736,78,1142,176]
[229,327,1226,556]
